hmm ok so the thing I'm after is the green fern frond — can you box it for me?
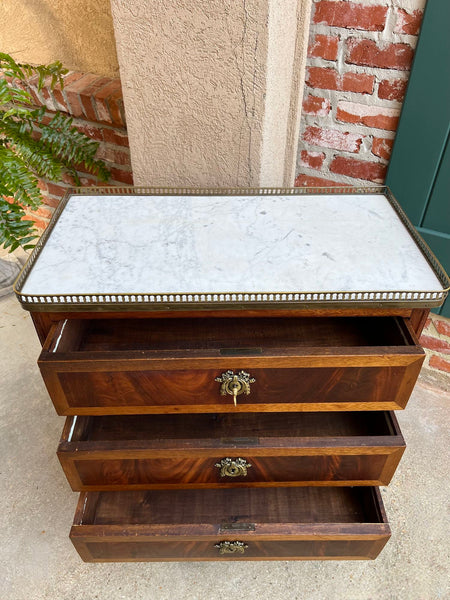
[40,113,110,181]
[0,53,110,251]
[0,196,38,251]
[0,116,65,180]
[0,146,42,209]
[0,53,68,90]
[0,78,33,107]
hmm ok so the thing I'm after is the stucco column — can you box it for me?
[110,0,312,187]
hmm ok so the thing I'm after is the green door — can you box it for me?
[386,0,450,316]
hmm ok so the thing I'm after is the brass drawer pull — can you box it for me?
[215,370,256,406]
[215,541,248,555]
[215,457,252,477]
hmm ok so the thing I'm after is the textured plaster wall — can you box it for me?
[112,0,267,187]
[260,0,312,186]
[112,0,312,187]
[0,0,119,77]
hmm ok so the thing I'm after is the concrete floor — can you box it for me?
[1,291,449,600]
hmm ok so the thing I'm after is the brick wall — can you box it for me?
[22,71,133,230]
[420,314,450,390]
[295,0,426,188]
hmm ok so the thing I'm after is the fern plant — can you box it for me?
[0,53,110,252]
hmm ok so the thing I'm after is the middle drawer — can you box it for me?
[58,411,405,490]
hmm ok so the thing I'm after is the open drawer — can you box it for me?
[58,411,405,490]
[70,486,391,562]
[38,316,424,415]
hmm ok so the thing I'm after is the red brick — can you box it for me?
[346,38,414,71]
[75,122,104,142]
[330,156,387,183]
[299,150,326,170]
[102,128,129,147]
[60,172,77,185]
[25,78,43,106]
[342,71,374,94]
[50,73,81,112]
[307,67,374,93]
[23,214,49,230]
[303,126,362,153]
[40,81,58,112]
[93,80,123,124]
[378,78,408,101]
[308,34,339,61]
[337,101,400,131]
[79,76,112,122]
[372,137,394,160]
[314,1,387,31]
[302,95,331,116]
[51,72,85,114]
[41,194,61,209]
[96,145,131,166]
[107,89,126,127]
[420,335,450,354]
[39,113,53,126]
[45,181,69,198]
[429,355,450,373]
[109,167,134,185]
[64,73,100,118]
[78,174,100,186]
[294,174,348,187]
[36,180,48,193]
[395,8,423,35]
[434,317,450,338]
[33,205,54,219]
[306,67,339,90]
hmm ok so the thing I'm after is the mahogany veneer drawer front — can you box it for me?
[70,486,390,562]
[58,412,405,490]
[39,316,424,415]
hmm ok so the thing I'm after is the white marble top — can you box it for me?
[18,193,445,304]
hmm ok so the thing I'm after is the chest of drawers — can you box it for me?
[15,186,449,562]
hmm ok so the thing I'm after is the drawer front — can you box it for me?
[74,538,389,562]
[58,412,405,490]
[70,487,390,562]
[61,453,402,490]
[39,316,424,415]
[41,363,423,415]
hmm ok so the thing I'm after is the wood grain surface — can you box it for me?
[58,412,405,490]
[70,487,390,561]
[39,316,424,415]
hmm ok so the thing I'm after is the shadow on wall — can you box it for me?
[0,0,119,76]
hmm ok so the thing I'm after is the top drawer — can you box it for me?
[38,316,424,415]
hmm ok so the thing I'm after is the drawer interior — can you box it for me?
[65,411,399,443]
[49,316,417,353]
[76,487,386,526]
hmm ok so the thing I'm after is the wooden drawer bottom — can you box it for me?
[70,487,390,562]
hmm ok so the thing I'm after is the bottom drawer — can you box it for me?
[70,487,390,562]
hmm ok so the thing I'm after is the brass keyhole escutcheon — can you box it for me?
[215,457,252,477]
[215,370,256,406]
[215,541,248,555]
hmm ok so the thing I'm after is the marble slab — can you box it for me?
[17,192,446,305]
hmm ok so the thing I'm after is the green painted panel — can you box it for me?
[418,228,450,317]
[385,0,450,224]
[422,134,450,234]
